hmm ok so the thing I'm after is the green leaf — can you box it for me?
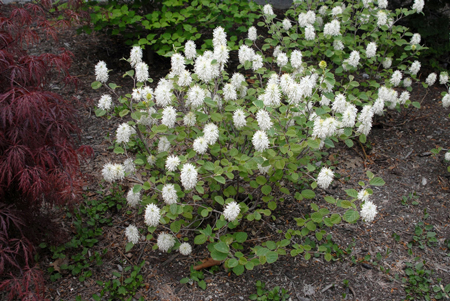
[266,251,278,264]
[369,177,385,186]
[91,81,102,89]
[307,138,321,149]
[114,146,124,154]
[306,221,316,231]
[412,102,420,108]
[214,196,224,205]
[324,196,336,204]
[325,253,332,262]
[125,242,134,252]
[359,134,366,143]
[233,264,245,276]
[345,189,358,198]
[311,212,323,223]
[227,258,239,268]
[301,189,315,199]
[261,185,272,195]
[119,109,130,117]
[214,241,230,253]
[198,280,207,290]
[214,176,226,184]
[211,249,228,261]
[235,232,248,243]
[95,109,106,117]
[330,214,341,224]
[345,139,354,148]
[256,176,267,185]
[133,184,142,193]
[196,185,204,194]
[194,234,207,244]
[343,209,360,223]
[211,112,223,122]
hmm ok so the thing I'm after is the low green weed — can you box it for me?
[249,281,290,301]
[180,265,207,290]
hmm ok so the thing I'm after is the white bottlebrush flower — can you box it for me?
[442,94,450,108]
[157,232,175,252]
[98,94,112,110]
[263,4,274,16]
[130,46,142,67]
[333,40,344,51]
[320,95,331,106]
[161,106,177,128]
[179,242,192,255]
[366,42,377,58]
[158,136,171,153]
[346,51,360,68]
[147,155,156,166]
[155,79,172,107]
[184,40,196,60]
[142,86,154,101]
[283,18,292,30]
[252,54,263,71]
[213,26,227,48]
[304,24,315,41]
[238,45,255,65]
[102,163,124,183]
[358,105,374,125]
[131,88,143,101]
[144,203,161,227]
[341,104,357,127]
[360,13,370,24]
[390,70,402,86]
[127,189,141,207]
[318,5,328,15]
[125,225,139,244]
[426,73,437,86]
[123,158,135,174]
[193,137,208,154]
[316,16,324,27]
[317,167,334,189]
[358,189,370,202]
[273,46,282,58]
[445,151,450,161]
[332,93,348,113]
[403,77,412,87]
[412,0,424,12]
[203,123,219,145]
[162,183,178,205]
[377,10,387,27]
[95,61,108,83]
[399,91,410,104]
[331,6,343,16]
[248,26,257,41]
[233,109,247,129]
[378,0,388,9]
[276,52,288,67]
[231,73,245,89]
[313,117,337,139]
[165,155,180,172]
[223,201,240,222]
[372,98,385,115]
[223,84,237,101]
[171,53,185,75]
[178,70,192,87]
[324,20,341,36]
[439,72,449,85]
[360,200,377,223]
[252,130,269,152]
[214,44,229,64]
[183,112,196,127]
[116,123,135,144]
[290,50,303,69]
[181,163,198,190]
[410,33,421,45]
[362,0,373,8]
[194,56,214,83]
[280,74,293,94]
[409,60,421,76]
[187,85,206,108]
[135,62,149,83]
[262,83,281,107]
[382,57,392,69]
[256,110,273,131]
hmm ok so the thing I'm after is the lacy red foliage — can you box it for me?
[0,2,92,299]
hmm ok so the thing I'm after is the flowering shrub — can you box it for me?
[92,0,448,276]
[0,2,91,299]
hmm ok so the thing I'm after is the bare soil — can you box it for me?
[20,12,450,301]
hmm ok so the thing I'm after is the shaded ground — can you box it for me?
[21,13,450,301]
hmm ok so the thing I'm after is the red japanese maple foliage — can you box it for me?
[0,1,91,299]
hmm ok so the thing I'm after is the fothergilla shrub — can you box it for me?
[0,2,92,299]
[92,0,449,279]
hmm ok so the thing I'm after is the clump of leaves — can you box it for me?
[0,1,92,299]
[249,281,290,301]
